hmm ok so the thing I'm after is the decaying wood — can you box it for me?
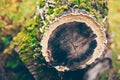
[15,0,112,80]
[41,9,107,72]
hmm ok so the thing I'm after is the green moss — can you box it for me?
[13,19,38,63]
[99,74,108,80]
[69,0,78,4]
[47,8,54,15]
[6,56,20,69]
[39,0,45,8]
[35,15,43,24]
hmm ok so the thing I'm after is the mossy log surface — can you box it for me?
[13,0,111,80]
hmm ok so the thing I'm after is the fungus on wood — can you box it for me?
[13,0,110,80]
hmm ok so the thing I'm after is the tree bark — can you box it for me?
[14,0,112,80]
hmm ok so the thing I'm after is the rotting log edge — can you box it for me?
[40,13,107,71]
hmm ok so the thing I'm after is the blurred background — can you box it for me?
[0,0,120,80]
[108,0,120,77]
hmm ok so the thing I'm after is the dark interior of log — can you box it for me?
[48,21,97,70]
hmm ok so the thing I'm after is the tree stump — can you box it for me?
[14,0,112,80]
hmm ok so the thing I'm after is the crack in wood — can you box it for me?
[47,21,97,69]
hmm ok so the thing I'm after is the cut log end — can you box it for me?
[48,22,97,70]
[40,14,107,71]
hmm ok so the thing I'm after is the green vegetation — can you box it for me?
[108,0,120,77]
[39,0,45,8]
[0,0,38,80]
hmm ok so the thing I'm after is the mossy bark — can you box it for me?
[13,0,111,80]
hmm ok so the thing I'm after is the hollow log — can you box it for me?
[40,0,108,71]
[14,0,111,80]
[41,13,107,71]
